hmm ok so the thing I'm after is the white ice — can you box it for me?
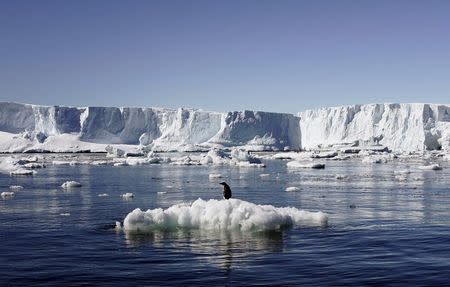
[287,161,325,169]
[122,198,328,233]
[1,191,15,198]
[121,192,134,199]
[418,164,442,170]
[61,181,82,188]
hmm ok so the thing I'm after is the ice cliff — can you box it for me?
[299,103,450,152]
[0,102,448,153]
[0,102,300,152]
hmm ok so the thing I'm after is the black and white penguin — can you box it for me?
[219,182,232,200]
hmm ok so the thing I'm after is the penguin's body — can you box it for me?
[219,182,232,200]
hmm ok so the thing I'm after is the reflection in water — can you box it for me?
[124,228,284,273]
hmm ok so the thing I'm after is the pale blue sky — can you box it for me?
[1,0,449,113]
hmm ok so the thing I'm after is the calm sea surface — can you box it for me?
[1,155,450,286]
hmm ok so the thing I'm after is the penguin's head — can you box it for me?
[219,182,227,186]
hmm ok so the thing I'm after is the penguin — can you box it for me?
[219,182,232,200]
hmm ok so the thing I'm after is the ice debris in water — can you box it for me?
[9,185,24,191]
[418,164,442,171]
[287,161,325,169]
[122,198,328,233]
[1,191,15,198]
[23,162,45,169]
[285,186,301,192]
[61,181,82,189]
[201,149,230,165]
[10,169,36,176]
[209,173,222,179]
[121,192,134,199]
[98,193,109,197]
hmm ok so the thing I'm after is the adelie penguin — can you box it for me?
[219,182,232,200]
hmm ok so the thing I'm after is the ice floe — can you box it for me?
[122,198,328,233]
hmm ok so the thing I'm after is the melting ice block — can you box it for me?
[122,198,328,233]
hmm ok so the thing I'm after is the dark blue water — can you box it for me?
[1,155,450,286]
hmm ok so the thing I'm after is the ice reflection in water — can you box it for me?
[124,229,284,273]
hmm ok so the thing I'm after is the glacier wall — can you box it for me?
[0,102,448,153]
[299,103,450,152]
[0,102,301,152]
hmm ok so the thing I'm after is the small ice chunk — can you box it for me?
[1,191,15,198]
[209,173,222,179]
[287,161,325,169]
[361,156,388,164]
[235,161,266,168]
[23,163,45,169]
[52,160,72,165]
[285,186,301,192]
[113,162,128,167]
[60,213,71,216]
[9,185,24,191]
[170,156,201,166]
[10,169,36,176]
[418,164,442,171]
[91,160,110,166]
[98,193,109,197]
[61,181,82,189]
[311,151,338,159]
[201,149,230,165]
[105,145,125,158]
[157,191,167,195]
[115,221,122,231]
[121,192,134,199]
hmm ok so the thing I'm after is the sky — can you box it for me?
[1,0,450,113]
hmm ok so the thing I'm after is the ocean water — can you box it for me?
[1,156,450,286]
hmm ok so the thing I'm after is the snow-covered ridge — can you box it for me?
[0,102,300,152]
[299,103,450,152]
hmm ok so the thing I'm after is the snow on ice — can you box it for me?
[122,198,328,233]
